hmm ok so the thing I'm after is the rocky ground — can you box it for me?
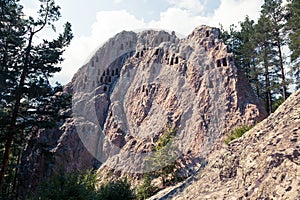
[149,90,300,199]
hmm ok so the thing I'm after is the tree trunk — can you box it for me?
[263,41,272,114]
[0,32,34,191]
[0,70,25,191]
[276,33,287,101]
[0,137,13,191]
[264,66,272,114]
[12,149,22,196]
[252,61,260,98]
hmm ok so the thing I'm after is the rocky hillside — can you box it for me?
[151,89,300,199]
[19,25,267,196]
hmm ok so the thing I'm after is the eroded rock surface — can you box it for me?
[151,90,300,200]
[92,25,266,175]
[19,25,267,195]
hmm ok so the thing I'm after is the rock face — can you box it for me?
[150,89,300,200]
[19,25,266,194]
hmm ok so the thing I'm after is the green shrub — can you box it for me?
[225,125,253,145]
[136,173,157,200]
[33,171,136,200]
[33,170,98,200]
[149,125,179,186]
[97,178,135,200]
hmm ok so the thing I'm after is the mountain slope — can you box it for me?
[152,89,300,199]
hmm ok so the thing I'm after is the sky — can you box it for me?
[21,0,264,85]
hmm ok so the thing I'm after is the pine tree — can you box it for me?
[261,0,289,100]
[0,1,26,196]
[220,0,298,113]
[220,24,241,55]
[220,17,263,98]
[0,0,73,195]
[237,16,262,98]
[255,13,277,114]
[286,0,300,89]
[148,125,178,187]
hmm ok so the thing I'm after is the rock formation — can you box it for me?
[150,89,300,199]
[19,25,267,196]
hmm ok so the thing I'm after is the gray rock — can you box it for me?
[150,89,300,199]
[19,25,266,196]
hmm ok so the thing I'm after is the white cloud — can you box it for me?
[51,0,264,85]
[20,0,39,17]
[51,10,146,85]
[167,0,205,14]
[148,8,206,35]
[22,7,38,19]
[91,10,145,43]
[113,0,123,3]
[207,0,263,28]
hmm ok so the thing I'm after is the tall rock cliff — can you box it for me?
[19,25,266,195]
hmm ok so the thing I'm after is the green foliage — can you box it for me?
[155,126,177,151]
[33,171,136,200]
[136,173,157,200]
[220,0,300,114]
[286,0,300,89]
[254,12,278,114]
[225,125,253,145]
[148,125,179,186]
[286,0,300,61]
[272,96,284,112]
[97,179,135,200]
[33,170,98,200]
[272,91,291,111]
[136,125,179,199]
[0,0,73,195]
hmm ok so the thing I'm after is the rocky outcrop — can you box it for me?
[151,89,300,199]
[87,25,266,175]
[19,25,267,195]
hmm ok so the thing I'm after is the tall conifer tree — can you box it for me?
[0,0,73,195]
[261,0,288,100]
[286,0,300,89]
